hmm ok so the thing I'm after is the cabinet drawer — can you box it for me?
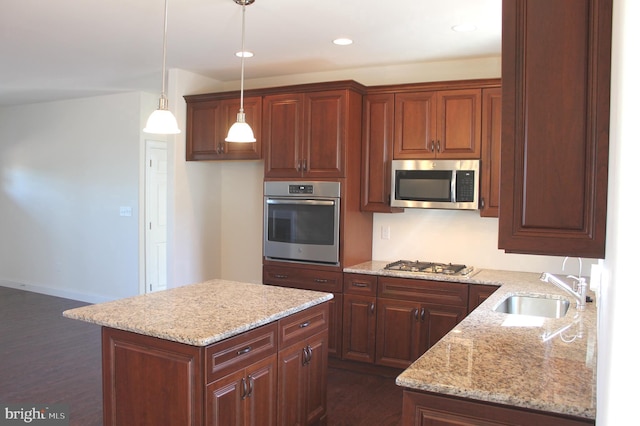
[279,303,329,349]
[205,322,277,383]
[378,276,468,307]
[344,273,377,296]
[263,265,343,293]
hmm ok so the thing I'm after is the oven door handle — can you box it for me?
[266,199,336,206]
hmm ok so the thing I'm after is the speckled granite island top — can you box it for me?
[345,261,597,420]
[63,279,333,346]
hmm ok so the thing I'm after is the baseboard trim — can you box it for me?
[0,279,114,304]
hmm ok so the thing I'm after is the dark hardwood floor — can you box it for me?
[0,286,402,426]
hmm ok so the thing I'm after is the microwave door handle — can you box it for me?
[450,172,456,203]
[266,199,336,206]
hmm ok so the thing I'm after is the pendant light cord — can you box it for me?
[160,0,169,105]
[239,1,247,113]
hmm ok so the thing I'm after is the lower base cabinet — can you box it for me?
[102,302,329,426]
[402,390,594,426]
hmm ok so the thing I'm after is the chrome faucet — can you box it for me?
[539,257,588,311]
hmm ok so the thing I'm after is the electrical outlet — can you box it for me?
[381,225,391,240]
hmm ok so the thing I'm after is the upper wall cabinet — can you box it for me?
[499,0,612,258]
[480,87,502,218]
[185,95,262,161]
[263,84,364,179]
[393,89,482,159]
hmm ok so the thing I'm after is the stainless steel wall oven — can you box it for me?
[264,181,340,265]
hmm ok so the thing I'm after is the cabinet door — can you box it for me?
[342,294,376,364]
[263,93,304,177]
[468,284,500,312]
[435,89,482,159]
[499,0,611,258]
[303,90,347,178]
[219,96,263,160]
[419,304,467,351]
[206,369,246,426]
[245,355,277,426]
[393,91,438,159]
[375,298,421,369]
[186,100,222,160]
[361,93,403,212]
[277,331,328,426]
[480,88,502,217]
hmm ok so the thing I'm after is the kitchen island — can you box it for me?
[63,279,333,426]
[345,261,596,425]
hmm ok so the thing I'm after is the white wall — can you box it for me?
[597,0,638,424]
[0,92,155,302]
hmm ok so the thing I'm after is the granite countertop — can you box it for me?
[345,261,597,420]
[63,279,333,347]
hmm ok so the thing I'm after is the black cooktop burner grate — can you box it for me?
[384,260,472,275]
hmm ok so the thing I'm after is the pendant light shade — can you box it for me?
[225,0,255,143]
[144,0,180,134]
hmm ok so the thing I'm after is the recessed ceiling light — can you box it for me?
[451,24,477,33]
[333,38,353,46]
[235,51,254,58]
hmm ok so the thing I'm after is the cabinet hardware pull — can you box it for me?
[302,346,309,365]
[274,274,288,279]
[247,375,254,398]
[302,159,308,171]
[306,345,313,363]
[314,278,328,283]
[299,321,310,328]
[436,140,441,152]
[430,140,435,152]
[480,198,485,209]
[413,308,419,320]
[420,307,426,321]
[241,377,247,400]
[370,303,375,314]
[237,346,252,355]
[296,160,301,172]
[353,282,368,287]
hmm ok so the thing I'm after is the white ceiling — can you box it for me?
[1,0,501,107]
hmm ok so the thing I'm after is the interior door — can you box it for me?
[145,140,168,293]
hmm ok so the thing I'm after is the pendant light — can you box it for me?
[225,0,256,143]
[144,0,181,134]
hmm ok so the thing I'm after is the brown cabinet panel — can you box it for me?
[205,322,277,383]
[102,328,203,426]
[402,390,594,426]
[279,303,330,349]
[263,265,343,293]
[480,88,502,217]
[420,304,467,350]
[263,93,304,177]
[186,96,262,161]
[375,298,421,369]
[436,89,482,158]
[378,276,469,307]
[393,91,437,158]
[361,93,403,212]
[468,284,500,312]
[393,89,481,159]
[499,0,611,258]
[342,293,377,364]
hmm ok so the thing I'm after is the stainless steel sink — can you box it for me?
[494,295,570,318]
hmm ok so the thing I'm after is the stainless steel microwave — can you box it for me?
[391,159,480,210]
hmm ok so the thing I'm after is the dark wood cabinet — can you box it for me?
[468,284,500,312]
[263,265,343,359]
[360,93,403,213]
[342,273,378,364]
[206,355,277,426]
[102,304,328,426]
[102,328,204,426]
[402,390,594,426]
[375,277,468,369]
[499,0,612,258]
[278,305,329,426]
[480,87,502,217]
[185,95,262,161]
[263,86,363,179]
[393,89,481,160]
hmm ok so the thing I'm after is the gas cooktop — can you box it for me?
[384,260,474,276]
